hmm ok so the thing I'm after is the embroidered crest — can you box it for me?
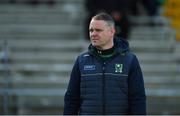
[115,64,123,73]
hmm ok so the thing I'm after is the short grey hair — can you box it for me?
[92,12,115,27]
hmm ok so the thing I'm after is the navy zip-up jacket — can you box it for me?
[64,37,146,115]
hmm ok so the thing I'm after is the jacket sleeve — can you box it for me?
[128,55,146,114]
[63,57,81,115]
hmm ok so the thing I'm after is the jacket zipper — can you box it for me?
[102,62,106,114]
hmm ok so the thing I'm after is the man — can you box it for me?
[64,12,146,115]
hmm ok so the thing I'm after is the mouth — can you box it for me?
[91,39,99,43]
[92,38,98,41]
[91,37,99,41]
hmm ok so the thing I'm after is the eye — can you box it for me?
[89,29,93,33]
[89,28,103,33]
[95,29,102,32]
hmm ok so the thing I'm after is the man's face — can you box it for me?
[89,19,115,50]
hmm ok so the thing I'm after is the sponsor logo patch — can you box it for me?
[84,65,95,70]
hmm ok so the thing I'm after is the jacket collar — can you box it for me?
[88,36,129,56]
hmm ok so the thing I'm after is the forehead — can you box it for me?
[89,19,108,28]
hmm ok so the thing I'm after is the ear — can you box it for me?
[111,27,116,36]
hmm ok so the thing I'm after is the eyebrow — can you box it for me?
[89,28,103,32]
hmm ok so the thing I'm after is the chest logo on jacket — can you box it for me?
[84,65,95,70]
[115,64,123,73]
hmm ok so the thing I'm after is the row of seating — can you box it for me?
[129,14,180,114]
[0,0,86,114]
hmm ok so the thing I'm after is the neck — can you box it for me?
[97,40,114,50]
[95,46,115,56]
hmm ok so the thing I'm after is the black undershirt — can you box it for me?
[94,46,115,61]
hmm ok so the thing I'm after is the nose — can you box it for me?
[90,31,97,37]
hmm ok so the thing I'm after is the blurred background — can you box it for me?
[0,0,179,115]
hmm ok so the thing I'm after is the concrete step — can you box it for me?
[146,88,180,97]
[56,0,83,3]
[11,51,78,64]
[0,3,84,13]
[0,2,85,25]
[0,63,73,72]
[144,75,180,89]
[1,39,85,49]
[144,75,180,83]
[129,32,175,41]
[174,43,180,61]
[129,15,170,26]
[0,72,71,82]
[0,13,81,25]
[0,94,63,114]
[0,70,70,78]
[143,71,178,78]
[129,39,174,47]
[147,94,180,114]
[146,88,180,114]
[0,32,81,40]
[0,24,82,34]
[0,88,66,107]
[136,52,176,63]
[0,3,85,22]
[129,40,175,52]
[130,26,174,36]
[0,24,83,41]
[141,63,178,74]
[0,74,69,89]
[0,0,83,3]
[129,28,176,43]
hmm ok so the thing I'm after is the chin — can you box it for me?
[93,44,101,49]
[92,42,98,46]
